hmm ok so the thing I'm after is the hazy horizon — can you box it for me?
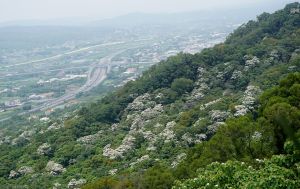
[0,0,297,25]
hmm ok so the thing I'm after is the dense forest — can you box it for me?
[0,2,299,189]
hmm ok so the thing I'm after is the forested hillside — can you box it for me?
[0,2,299,189]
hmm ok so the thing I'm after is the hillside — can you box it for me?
[0,2,300,189]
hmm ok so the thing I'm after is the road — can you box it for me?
[0,38,152,70]
[0,66,91,79]
[0,52,117,122]
[27,52,120,113]
[0,41,124,69]
[0,43,145,121]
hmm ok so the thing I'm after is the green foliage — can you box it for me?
[173,158,300,189]
[82,177,118,189]
[140,165,175,189]
[171,78,193,95]
[173,72,300,188]
[155,88,178,104]
[226,2,300,46]
[2,3,300,188]
[82,165,175,189]
[259,72,300,151]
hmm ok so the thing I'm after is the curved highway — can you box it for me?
[27,52,120,113]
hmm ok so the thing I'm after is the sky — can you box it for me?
[0,0,297,23]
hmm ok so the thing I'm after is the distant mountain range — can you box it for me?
[0,1,294,28]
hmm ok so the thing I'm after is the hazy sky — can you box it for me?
[0,0,297,22]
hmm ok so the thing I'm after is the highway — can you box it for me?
[0,54,113,121]
[27,52,120,113]
[0,41,124,69]
[0,42,146,121]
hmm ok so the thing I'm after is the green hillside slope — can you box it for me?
[0,2,299,189]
